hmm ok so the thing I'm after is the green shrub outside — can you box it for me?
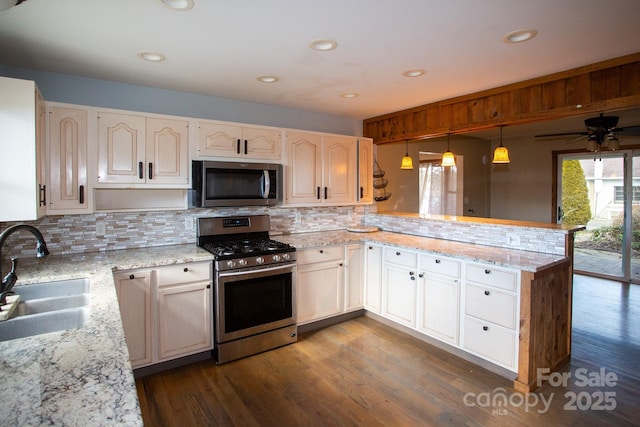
[562,160,592,226]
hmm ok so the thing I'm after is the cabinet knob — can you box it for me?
[207,284,211,289]
[129,274,135,280]
[368,246,373,250]
[409,271,414,276]
[418,273,424,278]
[482,326,489,331]
[319,249,324,254]
[484,269,491,274]
[184,267,189,272]
[339,263,343,267]
[435,259,441,264]
[396,251,401,256]
[484,290,490,296]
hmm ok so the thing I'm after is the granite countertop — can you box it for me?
[276,230,569,272]
[0,229,566,425]
[0,244,213,426]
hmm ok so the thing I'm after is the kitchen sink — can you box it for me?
[0,278,90,342]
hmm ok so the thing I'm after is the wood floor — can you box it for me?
[136,275,640,426]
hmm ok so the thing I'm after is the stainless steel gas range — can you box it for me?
[197,215,297,364]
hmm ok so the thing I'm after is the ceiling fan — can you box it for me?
[0,0,27,12]
[535,113,640,152]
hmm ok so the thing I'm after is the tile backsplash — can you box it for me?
[0,206,366,265]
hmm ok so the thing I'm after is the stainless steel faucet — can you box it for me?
[0,224,50,305]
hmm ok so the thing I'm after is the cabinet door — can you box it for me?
[197,121,242,157]
[243,126,282,160]
[48,106,89,213]
[345,244,363,312]
[0,77,45,221]
[35,90,47,218]
[357,138,373,203]
[297,261,343,324]
[285,131,323,204]
[98,112,146,184]
[146,117,189,185]
[418,273,460,345]
[323,135,356,204]
[157,281,212,360]
[382,264,417,327]
[114,270,153,367]
[364,244,383,313]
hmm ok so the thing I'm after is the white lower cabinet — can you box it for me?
[364,244,382,313]
[114,261,213,368]
[345,244,364,312]
[382,248,417,328]
[461,262,519,370]
[297,245,345,324]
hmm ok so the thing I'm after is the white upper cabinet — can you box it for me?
[197,121,282,160]
[97,112,188,187]
[0,77,46,221]
[285,131,357,206]
[357,138,373,203]
[48,106,90,214]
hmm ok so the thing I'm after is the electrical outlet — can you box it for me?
[184,216,194,231]
[96,222,106,236]
[419,226,429,234]
[507,234,521,246]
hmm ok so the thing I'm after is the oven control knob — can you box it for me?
[238,259,247,267]
[272,254,281,262]
[281,253,290,261]
[255,256,264,264]
[226,260,236,269]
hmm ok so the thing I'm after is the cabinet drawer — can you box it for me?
[157,261,212,286]
[298,245,343,264]
[464,283,517,329]
[463,316,516,369]
[383,248,417,269]
[466,263,517,292]
[420,254,460,278]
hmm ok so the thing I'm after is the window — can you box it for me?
[614,186,640,203]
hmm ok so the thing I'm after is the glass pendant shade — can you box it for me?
[442,133,456,167]
[400,140,413,169]
[492,125,510,164]
[441,150,456,167]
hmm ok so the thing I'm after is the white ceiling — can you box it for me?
[1,0,640,123]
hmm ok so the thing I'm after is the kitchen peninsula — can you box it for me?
[0,213,580,423]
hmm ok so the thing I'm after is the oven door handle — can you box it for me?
[262,170,270,199]
[218,263,295,277]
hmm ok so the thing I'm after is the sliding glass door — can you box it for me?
[558,150,640,283]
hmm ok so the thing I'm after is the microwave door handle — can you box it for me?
[262,170,270,199]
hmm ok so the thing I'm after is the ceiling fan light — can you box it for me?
[608,136,620,151]
[586,137,600,152]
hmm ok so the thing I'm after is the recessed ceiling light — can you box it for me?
[137,50,166,62]
[257,75,279,83]
[160,0,194,11]
[309,38,338,51]
[502,29,538,44]
[341,92,359,99]
[402,69,426,78]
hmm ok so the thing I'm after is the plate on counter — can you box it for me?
[346,226,379,233]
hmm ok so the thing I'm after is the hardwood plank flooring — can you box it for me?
[136,275,640,426]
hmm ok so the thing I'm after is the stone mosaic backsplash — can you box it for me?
[364,213,567,255]
[0,206,366,266]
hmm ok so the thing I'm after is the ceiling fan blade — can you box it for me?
[619,125,640,136]
[565,135,587,144]
[534,131,589,139]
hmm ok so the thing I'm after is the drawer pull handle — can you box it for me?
[435,259,441,264]
[207,284,211,289]
[184,267,189,272]
[418,273,424,278]
[129,274,135,280]
[482,326,489,331]
[396,251,401,256]
[409,271,414,276]
[484,269,491,274]
[368,246,373,250]
[484,290,490,296]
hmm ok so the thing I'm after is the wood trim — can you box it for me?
[365,52,640,144]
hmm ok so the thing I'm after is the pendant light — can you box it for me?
[492,125,510,164]
[442,133,456,167]
[400,140,413,170]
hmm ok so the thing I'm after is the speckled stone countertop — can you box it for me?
[275,230,568,272]
[0,244,213,426]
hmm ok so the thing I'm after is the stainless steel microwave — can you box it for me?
[190,161,282,207]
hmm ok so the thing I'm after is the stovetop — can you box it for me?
[201,237,295,259]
